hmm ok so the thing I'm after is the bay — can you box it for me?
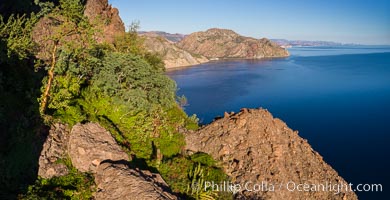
[167,46,390,199]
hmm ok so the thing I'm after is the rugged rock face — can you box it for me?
[141,32,209,69]
[177,28,289,59]
[84,0,125,43]
[95,161,177,200]
[32,0,125,61]
[185,108,357,200]
[68,123,129,173]
[38,123,178,200]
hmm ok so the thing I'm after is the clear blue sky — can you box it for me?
[109,0,390,45]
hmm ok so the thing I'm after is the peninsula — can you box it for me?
[141,28,289,69]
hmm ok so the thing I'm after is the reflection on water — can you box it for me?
[167,46,390,200]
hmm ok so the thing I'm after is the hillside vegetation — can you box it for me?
[0,0,228,199]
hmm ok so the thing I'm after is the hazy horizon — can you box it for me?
[109,0,390,45]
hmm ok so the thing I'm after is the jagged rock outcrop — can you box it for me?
[185,108,357,200]
[38,123,70,179]
[177,28,289,59]
[84,0,125,43]
[95,161,177,200]
[38,123,178,200]
[141,32,209,69]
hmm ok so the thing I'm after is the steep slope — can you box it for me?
[141,32,209,69]
[178,28,289,59]
[185,108,357,200]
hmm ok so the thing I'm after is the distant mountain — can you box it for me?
[138,31,186,42]
[177,28,289,59]
[140,32,209,69]
[140,28,289,68]
[271,39,346,47]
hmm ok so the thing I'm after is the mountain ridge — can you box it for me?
[141,28,289,68]
[140,30,354,47]
[177,28,289,59]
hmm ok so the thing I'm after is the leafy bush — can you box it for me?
[1,0,228,199]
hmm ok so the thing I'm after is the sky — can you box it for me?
[109,0,390,45]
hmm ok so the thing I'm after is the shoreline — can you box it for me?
[165,55,290,71]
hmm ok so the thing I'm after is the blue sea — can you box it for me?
[166,46,390,200]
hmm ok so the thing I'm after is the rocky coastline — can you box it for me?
[38,108,357,199]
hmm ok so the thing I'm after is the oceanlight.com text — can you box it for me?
[195,181,383,194]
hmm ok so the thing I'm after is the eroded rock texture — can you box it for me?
[95,161,177,200]
[185,108,357,200]
[39,123,178,200]
[84,0,125,43]
[68,123,129,173]
[38,123,70,179]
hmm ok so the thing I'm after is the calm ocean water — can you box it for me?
[166,46,390,199]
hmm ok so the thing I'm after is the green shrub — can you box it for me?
[23,158,95,200]
[186,114,200,130]
[159,154,232,199]
[1,1,213,198]
[23,172,94,200]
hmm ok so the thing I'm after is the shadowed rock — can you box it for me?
[38,123,70,179]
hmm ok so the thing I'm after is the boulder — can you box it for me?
[68,123,129,173]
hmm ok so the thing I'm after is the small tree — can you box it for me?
[36,0,95,115]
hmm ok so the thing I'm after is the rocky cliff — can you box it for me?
[177,28,289,59]
[141,32,209,69]
[84,0,125,43]
[185,108,357,200]
[33,0,125,61]
[39,123,177,200]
